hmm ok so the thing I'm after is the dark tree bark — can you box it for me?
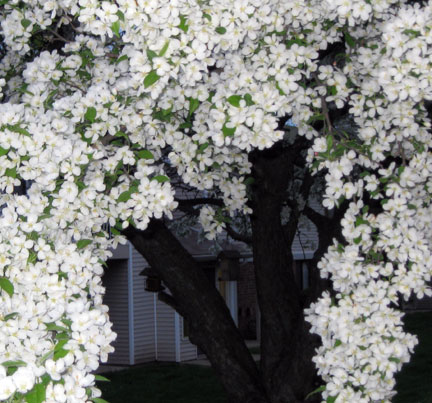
[123,221,269,403]
[122,138,340,403]
[248,140,320,403]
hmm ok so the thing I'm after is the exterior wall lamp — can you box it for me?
[139,267,165,293]
[216,250,241,281]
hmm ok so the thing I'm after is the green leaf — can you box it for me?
[61,318,72,328]
[403,29,420,38]
[76,239,92,249]
[0,277,14,297]
[146,49,157,62]
[5,167,17,178]
[327,396,338,403]
[27,251,37,265]
[305,385,326,400]
[326,135,333,150]
[55,332,70,340]
[3,312,18,322]
[1,360,26,368]
[159,41,170,57]
[0,146,9,156]
[92,398,110,403]
[53,348,69,361]
[117,190,133,202]
[389,357,401,363]
[115,130,128,140]
[144,70,160,88]
[355,217,368,227]
[179,122,192,129]
[244,93,254,106]
[344,31,356,48]
[4,312,18,321]
[152,175,170,183]
[188,97,200,117]
[94,375,111,382]
[21,18,32,29]
[24,382,47,403]
[178,15,189,33]
[328,85,337,96]
[197,143,209,154]
[6,124,30,136]
[244,177,255,186]
[137,150,154,160]
[45,322,69,332]
[334,339,342,347]
[227,95,242,107]
[85,107,97,123]
[215,26,226,34]
[203,13,212,21]
[116,10,125,21]
[116,55,128,64]
[222,124,236,137]
[111,21,121,38]
[53,339,69,361]
[109,227,121,236]
[153,108,172,122]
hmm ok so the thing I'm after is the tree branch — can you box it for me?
[158,291,180,312]
[225,223,252,245]
[176,197,224,208]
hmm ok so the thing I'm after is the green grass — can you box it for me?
[394,311,432,403]
[97,312,432,403]
[97,363,226,403]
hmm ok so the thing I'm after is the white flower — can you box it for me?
[12,366,35,393]
[0,377,16,400]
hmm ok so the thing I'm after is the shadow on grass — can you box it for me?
[394,311,432,403]
[98,312,432,403]
[98,363,227,403]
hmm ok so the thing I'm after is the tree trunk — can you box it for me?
[122,138,336,403]
[249,142,320,403]
[123,221,270,403]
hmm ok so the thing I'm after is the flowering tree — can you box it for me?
[0,0,431,402]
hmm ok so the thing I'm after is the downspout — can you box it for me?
[128,242,135,365]
[154,293,158,361]
[174,312,181,362]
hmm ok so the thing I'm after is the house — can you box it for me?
[101,232,248,365]
[101,205,320,366]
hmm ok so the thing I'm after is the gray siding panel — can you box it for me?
[155,298,176,361]
[102,259,130,365]
[131,245,157,363]
[180,317,197,361]
[292,197,322,259]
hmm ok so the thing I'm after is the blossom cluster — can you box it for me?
[0,0,431,402]
[305,2,432,402]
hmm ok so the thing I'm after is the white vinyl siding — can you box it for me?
[103,260,130,365]
[155,297,176,361]
[131,245,157,363]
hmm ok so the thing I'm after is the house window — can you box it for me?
[182,318,189,339]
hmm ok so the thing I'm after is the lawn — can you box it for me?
[98,311,432,403]
[394,311,432,403]
[97,363,226,403]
